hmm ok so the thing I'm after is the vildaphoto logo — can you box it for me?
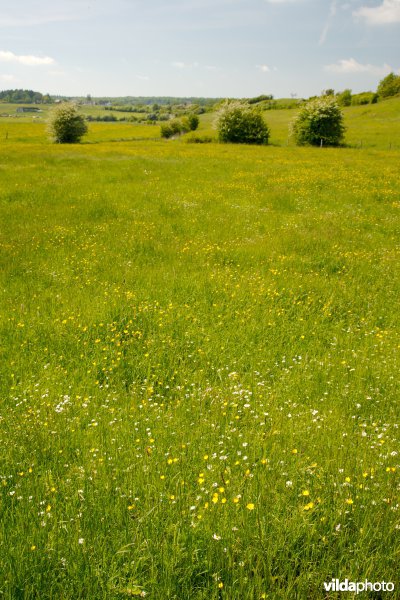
[323,579,395,594]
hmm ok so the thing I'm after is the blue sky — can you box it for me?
[0,0,399,98]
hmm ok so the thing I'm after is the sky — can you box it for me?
[0,0,399,98]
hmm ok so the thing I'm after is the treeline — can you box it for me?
[93,96,221,106]
[0,89,52,104]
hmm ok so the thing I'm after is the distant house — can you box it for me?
[16,107,41,113]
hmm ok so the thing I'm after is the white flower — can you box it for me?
[286,480,293,487]
[212,533,221,541]
[78,538,84,544]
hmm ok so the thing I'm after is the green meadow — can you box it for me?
[0,100,399,599]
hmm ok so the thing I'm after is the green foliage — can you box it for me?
[160,118,188,139]
[182,114,199,131]
[291,97,345,146]
[351,92,378,106]
[337,89,352,107]
[215,100,270,145]
[377,72,400,99]
[0,88,51,104]
[184,132,213,143]
[47,103,88,143]
[247,94,274,104]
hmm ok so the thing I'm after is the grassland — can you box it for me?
[0,101,399,599]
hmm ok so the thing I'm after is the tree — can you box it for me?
[47,103,88,143]
[290,97,345,147]
[215,100,270,145]
[377,73,400,99]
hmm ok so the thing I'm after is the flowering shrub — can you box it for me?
[290,97,345,146]
[215,101,270,145]
[47,103,88,144]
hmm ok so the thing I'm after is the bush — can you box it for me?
[182,114,199,131]
[337,89,352,107]
[161,119,189,139]
[185,133,213,143]
[160,118,189,139]
[351,92,378,106]
[215,101,270,145]
[47,103,88,143]
[290,97,345,147]
[377,73,400,99]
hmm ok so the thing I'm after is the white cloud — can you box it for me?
[324,57,393,75]
[0,50,55,66]
[0,73,19,83]
[319,0,337,45]
[353,0,400,24]
[257,64,271,72]
[171,61,199,69]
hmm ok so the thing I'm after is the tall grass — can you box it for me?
[0,125,399,598]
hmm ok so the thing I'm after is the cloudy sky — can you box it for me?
[0,0,399,97]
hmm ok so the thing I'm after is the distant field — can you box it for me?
[0,108,399,599]
[1,96,399,148]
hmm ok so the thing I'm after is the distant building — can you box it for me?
[16,107,41,113]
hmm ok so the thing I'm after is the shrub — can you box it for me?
[377,73,400,99]
[215,101,270,145]
[185,133,213,143]
[160,118,189,139]
[351,92,377,106]
[337,89,352,107]
[183,114,199,131]
[290,97,345,147]
[47,103,88,143]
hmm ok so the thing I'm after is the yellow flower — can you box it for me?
[303,502,314,511]
[291,448,298,454]
[301,490,310,497]
[246,503,255,511]
[345,498,354,505]
[218,582,224,589]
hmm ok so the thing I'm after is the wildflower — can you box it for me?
[246,503,255,511]
[303,502,314,511]
[301,490,310,497]
[345,498,354,505]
